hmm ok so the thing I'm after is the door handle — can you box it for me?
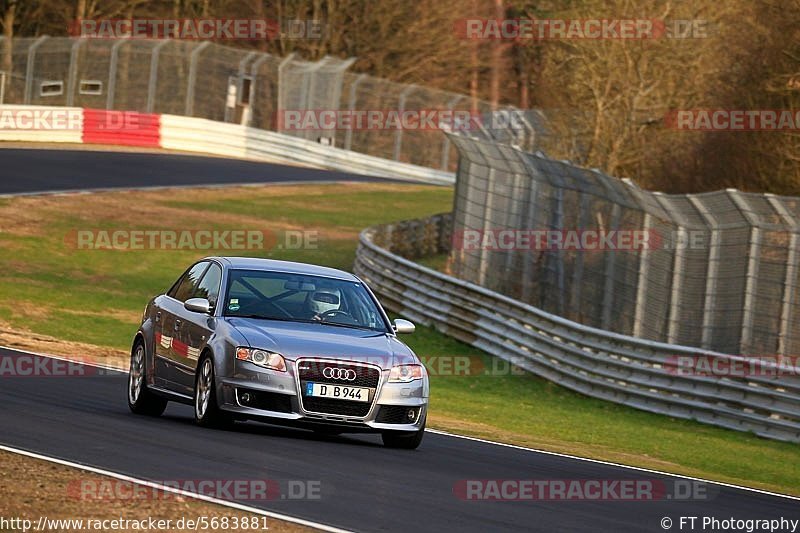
[174,320,182,331]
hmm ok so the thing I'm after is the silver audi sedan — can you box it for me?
[127,257,429,449]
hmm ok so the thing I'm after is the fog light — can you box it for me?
[407,409,417,421]
[241,392,252,404]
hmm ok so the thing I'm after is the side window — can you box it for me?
[170,262,209,302]
[194,263,222,306]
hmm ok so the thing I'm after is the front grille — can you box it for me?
[297,361,380,388]
[376,405,419,424]
[237,388,293,413]
[297,359,380,417]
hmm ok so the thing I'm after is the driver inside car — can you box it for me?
[309,288,343,321]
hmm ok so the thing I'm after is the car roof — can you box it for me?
[207,256,359,282]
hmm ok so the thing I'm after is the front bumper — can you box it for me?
[217,358,428,433]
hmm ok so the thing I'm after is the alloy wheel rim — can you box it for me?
[129,346,144,404]
[196,359,212,419]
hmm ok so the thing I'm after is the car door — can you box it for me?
[173,262,223,393]
[158,261,210,393]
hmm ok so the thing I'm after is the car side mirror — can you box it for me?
[185,297,212,314]
[393,318,415,334]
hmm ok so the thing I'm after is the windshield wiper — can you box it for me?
[312,321,382,332]
[228,314,316,324]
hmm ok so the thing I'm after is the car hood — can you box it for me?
[226,318,416,369]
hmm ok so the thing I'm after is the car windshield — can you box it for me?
[223,269,389,332]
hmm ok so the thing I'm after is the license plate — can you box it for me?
[304,382,369,402]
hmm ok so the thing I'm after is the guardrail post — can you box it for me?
[185,41,211,116]
[766,194,800,357]
[601,203,621,329]
[727,189,761,354]
[297,56,330,139]
[146,40,169,113]
[66,38,85,106]
[539,186,568,315]
[230,51,257,124]
[344,73,366,150]
[106,39,128,109]
[632,212,652,338]
[394,84,417,161]
[440,95,464,171]
[689,196,720,349]
[276,53,297,134]
[327,57,356,146]
[23,35,48,104]
[654,193,686,343]
[520,154,541,303]
[247,53,272,127]
[478,167,496,286]
[570,191,589,315]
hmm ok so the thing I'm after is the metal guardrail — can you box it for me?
[160,114,455,185]
[354,214,800,443]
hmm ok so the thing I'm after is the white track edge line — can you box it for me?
[425,429,800,502]
[2,345,798,503]
[0,444,353,533]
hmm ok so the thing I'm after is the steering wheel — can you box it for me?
[316,309,355,322]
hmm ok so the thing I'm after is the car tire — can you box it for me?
[194,355,232,429]
[381,415,426,450]
[128,341,168,416]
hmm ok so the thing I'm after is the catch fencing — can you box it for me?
[446,133,800,358]
[0,36,535,172]
[354,214,800,443]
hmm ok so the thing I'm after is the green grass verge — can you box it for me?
[0,182,798,496]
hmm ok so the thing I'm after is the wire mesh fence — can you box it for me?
[447,132,800,358]
[0,36,535,172]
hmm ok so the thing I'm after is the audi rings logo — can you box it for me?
[323,367,357,381]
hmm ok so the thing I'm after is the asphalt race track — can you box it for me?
[0,350,798,532]
[0,148,393,195]
[0,149,798,532]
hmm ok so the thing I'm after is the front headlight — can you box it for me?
[388,364,424,383]
[236,347,287,372]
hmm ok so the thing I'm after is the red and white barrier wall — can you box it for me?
[0,106,161,147]
[82,109,161,147]
[0,105,454,184]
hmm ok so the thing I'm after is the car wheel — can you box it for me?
[381,415,426,450]
[128,341,168,416]
[194,355,231,428]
